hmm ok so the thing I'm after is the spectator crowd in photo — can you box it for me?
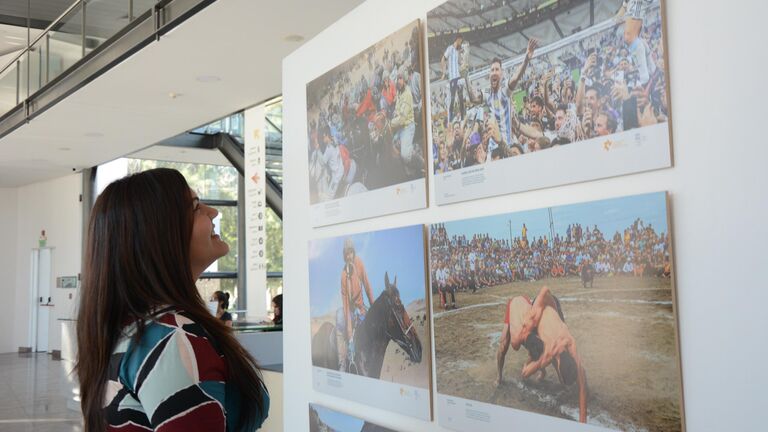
[431,0,668,174]
[307,24,426,204]
[429,217,671,308]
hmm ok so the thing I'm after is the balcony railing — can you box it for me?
[0,0,215,139]
[0,1,160,118]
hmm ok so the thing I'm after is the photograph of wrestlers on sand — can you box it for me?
[429,192,683,431]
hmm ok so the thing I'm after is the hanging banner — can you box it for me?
[244,105,268,319]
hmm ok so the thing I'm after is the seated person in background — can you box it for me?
[272,294,283,326]
[211,291,233,327]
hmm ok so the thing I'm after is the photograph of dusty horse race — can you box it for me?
[429,192,683,431]
[306,20,427,206]
[309,403,396,432]
[309,225,430,392]
[427,0,671,176]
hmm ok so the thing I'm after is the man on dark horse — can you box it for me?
[337,238,375,371]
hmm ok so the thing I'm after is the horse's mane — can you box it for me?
[365,289,389,324]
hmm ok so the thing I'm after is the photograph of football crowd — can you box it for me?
[309,403,397,432]
[307,20,427,205]
[429,192,683,431]
[427,0,670,173]
[309,226,430,392]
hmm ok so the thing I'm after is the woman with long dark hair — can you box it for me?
[76,168,268,431]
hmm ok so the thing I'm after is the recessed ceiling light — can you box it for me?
[196,75,221,83]
[168,92,181,99]
[283,34,304,42]
[58,147,71,151]
[84,132,103,138]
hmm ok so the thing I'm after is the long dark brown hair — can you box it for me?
[76,168,266,431]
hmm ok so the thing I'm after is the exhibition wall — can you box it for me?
[0,188,18,353]
[283,1,768,432]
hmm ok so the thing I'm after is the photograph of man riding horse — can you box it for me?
[309,226,430,390]
[306,20,427,205]
[338,238,376,372]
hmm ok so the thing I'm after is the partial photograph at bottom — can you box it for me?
[429,192,683,431]
[309,403,398,432]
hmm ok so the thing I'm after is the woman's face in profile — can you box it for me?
[189,190,229,273]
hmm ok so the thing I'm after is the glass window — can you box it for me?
[265,99,283,186]
[191,111,245,141]
[264,99,284,315]
[214,206,239,273]
[198,278,240,318]
[266,278,283,317]
[266,207,283,273]
[126,159,239,201]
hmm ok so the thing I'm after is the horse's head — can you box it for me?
[383,272,422,363]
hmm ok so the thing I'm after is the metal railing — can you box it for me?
[0,0,215,140]
[0,0,160,118]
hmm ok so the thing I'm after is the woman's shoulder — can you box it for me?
[220,311,233,322]
[115,310,225,378]
[118,310,213,345]
[114,310,227,392]
[107,310,232,430]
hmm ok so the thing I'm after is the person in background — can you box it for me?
[271,294,283,326]
[211,290,233,327]
[76,168,268,432]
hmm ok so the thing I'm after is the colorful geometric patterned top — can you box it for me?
[104,309,269,431]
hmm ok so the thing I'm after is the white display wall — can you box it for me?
[282,0,768,431]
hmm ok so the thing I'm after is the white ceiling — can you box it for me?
[0,0,362,187]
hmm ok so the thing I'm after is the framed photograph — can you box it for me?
[309,403,398,432]
[308,225,432,420]
[306,20,428,226]
[429,192,683,431]
[427,0,672,204]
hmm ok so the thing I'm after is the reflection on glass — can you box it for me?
[0,61,19,116]
[17,53,29,101]
[48,3,83,84]
[83,0,122,55]
[28,37,48,96]
[131,0,157,20]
